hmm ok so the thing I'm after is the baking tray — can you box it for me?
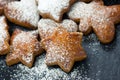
[1,0,120,80]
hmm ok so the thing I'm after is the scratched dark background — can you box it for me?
[0,0,120,80]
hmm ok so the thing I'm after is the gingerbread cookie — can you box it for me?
[68,0,120,43]
[41,27,87,72]
[38,0,75,22]
[38,19,78,40]
[6,29,44,67]
[0,16,10,55]
[4,0,39,29]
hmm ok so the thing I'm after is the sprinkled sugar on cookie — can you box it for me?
[6,29,44,67]
[0,0,16,7]
[68,0,120,43]
[38,19,78,40]
[41,27,87,72]
[4,0,39,29]
[0,16,10,55]
[0,0,16,15]
[38,0,75,22]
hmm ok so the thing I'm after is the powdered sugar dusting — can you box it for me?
[44,40,70,65]
[0,16,9,52]
[0,0,16,7]
[68,1,120,26]
[13,31,37,45]
[41,27,86,72]
[8,30,41,64]
[10,54,93,80]
[0,16,8,39]
[38,19,78,40]
[38,0,71,21]
[38,19,58,39]
[68,2,92,21]
[83,33,100,54]
[68,1,119,43]
[12,30,40,55]
[61,19,78,32]
[21,53,33,63]
[6,0,39,28]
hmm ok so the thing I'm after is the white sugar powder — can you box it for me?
[11,54,93,80]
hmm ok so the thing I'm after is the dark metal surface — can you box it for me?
[0,0,120,80]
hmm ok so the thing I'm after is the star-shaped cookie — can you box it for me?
[41,27,87,72]
[6,29,44,67]
[68,0,120,43]
[4,0,39,29]
[0,16,10,55]
[38,0,75,22]
[38,19,78,40]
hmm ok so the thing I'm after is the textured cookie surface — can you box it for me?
[0,16,10,55]
[0,0,16,7]
[38,19,78,40]
[4,0,39,29]
[41,27,87,72]
[6,29,44,67]
[0,0,16,15]
[68,0,120,43]
[38,0,75,22]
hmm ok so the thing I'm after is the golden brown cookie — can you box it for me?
[0,16,10,55]
[41,27,87,72]
[68,0,120,43]
[38,0,75,22]
[38,19,78,40]
[4,0,39,29]
[6,29,44,67]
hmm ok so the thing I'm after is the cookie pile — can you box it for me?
[0,0,120,72]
